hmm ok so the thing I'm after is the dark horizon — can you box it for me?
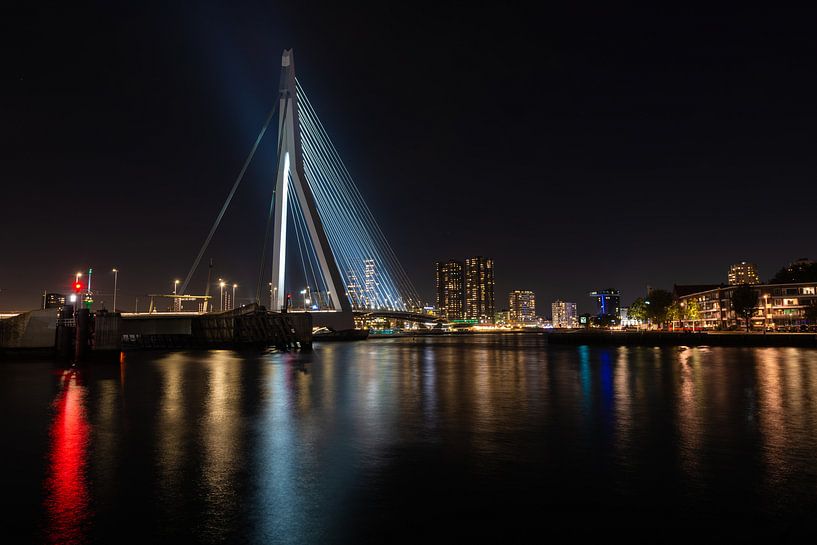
[4,3,817,313]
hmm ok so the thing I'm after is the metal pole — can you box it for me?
[232,284,237,310]
[112,269,118,312]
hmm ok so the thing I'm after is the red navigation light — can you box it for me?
[73,281,84,293]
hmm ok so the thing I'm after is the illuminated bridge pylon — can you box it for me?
[270,49,421,329]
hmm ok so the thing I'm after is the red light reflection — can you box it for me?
[45,369,91,544]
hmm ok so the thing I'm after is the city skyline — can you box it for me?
[4,5,817,314]
[5,6,817,542]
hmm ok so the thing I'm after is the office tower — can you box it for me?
[435,260,464,320]
[509,290,536,323]
[464,256,495,323]
[589,289,621,323]
[347,269,364,309]
[364,259,378,308]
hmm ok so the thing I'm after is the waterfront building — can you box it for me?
[42,293,65,309]
[494,309,511,325]
[619,307,642,327]
[674,281,817,330]
[464,256,495,323]
[619,307,630,326]
[589,289,620,324]
[435,260,464,320]
[509,290,536,324]
[551,300,577,328]
[728,261,760,285]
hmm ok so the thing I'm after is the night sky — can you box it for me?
[4,3,817,313]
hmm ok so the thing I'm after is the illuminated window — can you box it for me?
[802,287,816,295]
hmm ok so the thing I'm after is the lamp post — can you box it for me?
[232,283,237,310]
[763,294,769,333]
[300,289,307,310]
[220,281,226,311]
[174,279,180,311]
[112,269,118,312]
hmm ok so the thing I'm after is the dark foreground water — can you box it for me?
[3,336,817,543]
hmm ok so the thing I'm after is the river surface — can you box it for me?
[3,335,817,543]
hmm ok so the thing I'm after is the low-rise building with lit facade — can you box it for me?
[673,282,817,330]
[494,309,511,325]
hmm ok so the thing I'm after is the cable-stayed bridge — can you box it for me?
[181,49,430,331]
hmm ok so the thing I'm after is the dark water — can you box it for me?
[3,336,817,543]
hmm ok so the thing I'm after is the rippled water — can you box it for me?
[3,335,817,543]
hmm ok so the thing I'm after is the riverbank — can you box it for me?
[547,330,817,347]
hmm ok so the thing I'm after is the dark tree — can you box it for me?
[805,304,817,324]
[646,289,674,329]
[732,285,759,331]
[769,260,817,284]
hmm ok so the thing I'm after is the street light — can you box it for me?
[112,269,118,312]
[232,283,237,310]
[763,294,769,332]
[220,281,226,311]
[300,289,307,310]
[173,280,181,312]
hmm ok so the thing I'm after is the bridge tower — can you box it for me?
[270,49,354,330]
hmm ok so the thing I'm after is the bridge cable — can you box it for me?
[295,81,422,310]
[297,82,421,304]
[180,99,279,296]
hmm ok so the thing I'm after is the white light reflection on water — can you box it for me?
[17,339,817,543]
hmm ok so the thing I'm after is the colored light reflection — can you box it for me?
[45,369,91,544]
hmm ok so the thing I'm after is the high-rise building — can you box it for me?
[551,300,577,328]
[728,261,760,285]
[464,256,495,323]
[589,289,621,323]
[346,270,363,309]
[364,259,378,308]
[435,260,464,320]
[509,290,536,323]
